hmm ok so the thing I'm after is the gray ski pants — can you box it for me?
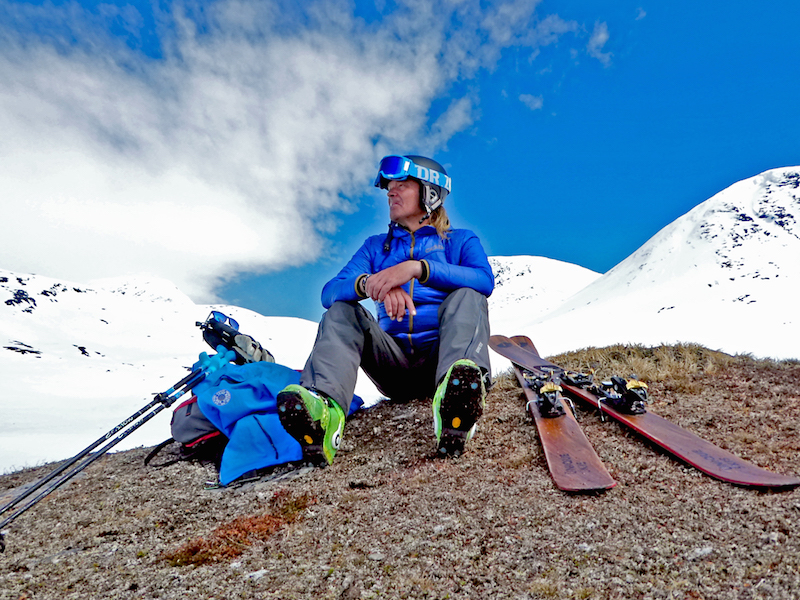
[300,288,491,412]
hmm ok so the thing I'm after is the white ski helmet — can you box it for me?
[374,154,451,214]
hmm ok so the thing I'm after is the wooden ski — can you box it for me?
[491,334,800,489]
[495,340,615,492]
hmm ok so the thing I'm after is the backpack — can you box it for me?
[145,362,364,484]
[144,395,228,468]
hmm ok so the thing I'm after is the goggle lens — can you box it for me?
[374,155,412,185]
[209,311,239,331]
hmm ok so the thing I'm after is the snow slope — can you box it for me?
[0,272,324,472]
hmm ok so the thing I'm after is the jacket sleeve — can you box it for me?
[423,231,495,296]
[320,240,376,308]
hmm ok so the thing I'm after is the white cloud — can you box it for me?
[0,0,578,300]
[519,94,543,111]
[429,96,478,148]
[587,21,612,66]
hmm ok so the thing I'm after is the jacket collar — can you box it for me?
[389,222,436,237]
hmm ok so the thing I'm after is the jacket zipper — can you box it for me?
[407,230,416,351]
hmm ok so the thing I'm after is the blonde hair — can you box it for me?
[429,206,451,240]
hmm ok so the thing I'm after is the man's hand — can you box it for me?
[381,288,416,322]
[365,261,422,302]
[365,260,423,321]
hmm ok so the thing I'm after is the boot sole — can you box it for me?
[437,363,484,457]
[277,391,328,466]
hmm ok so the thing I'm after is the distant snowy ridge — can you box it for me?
[487,255,600,335]
[90,275,196,305]
[0,257,593,472]
[1,257,587,370]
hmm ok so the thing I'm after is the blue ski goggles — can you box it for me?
[208,310,239,331]
[374,155,452,193]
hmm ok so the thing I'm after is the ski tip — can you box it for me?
[728,475,800,490]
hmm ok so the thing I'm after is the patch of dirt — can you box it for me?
[2,353,799,599]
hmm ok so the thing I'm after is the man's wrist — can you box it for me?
[418,260,430,283]
[356,273,370,298]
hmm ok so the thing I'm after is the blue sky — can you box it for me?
[2,1,799,323]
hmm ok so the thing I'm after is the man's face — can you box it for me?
[387,179,425,228]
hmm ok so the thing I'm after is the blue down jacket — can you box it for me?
[321,223,494,354]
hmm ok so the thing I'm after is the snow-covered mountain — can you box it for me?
[519,167,800,359]
[487,255,601,335]
[1,166,798,472]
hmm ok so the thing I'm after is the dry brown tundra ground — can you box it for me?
[1,344,799,600]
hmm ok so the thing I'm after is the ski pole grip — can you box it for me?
[193,346,236,375]
[212,346,236,372]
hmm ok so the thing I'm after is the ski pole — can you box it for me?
[0,367,204,523]
[0,389,185,549]
[0,371,204,554]
[0,347,234,552]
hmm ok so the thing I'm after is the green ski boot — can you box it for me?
[432,359,486,457]
[277,385,345,466]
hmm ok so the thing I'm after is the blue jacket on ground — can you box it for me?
[193,361,363,486]
[193,362,303,485]
[321,223,494,354]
